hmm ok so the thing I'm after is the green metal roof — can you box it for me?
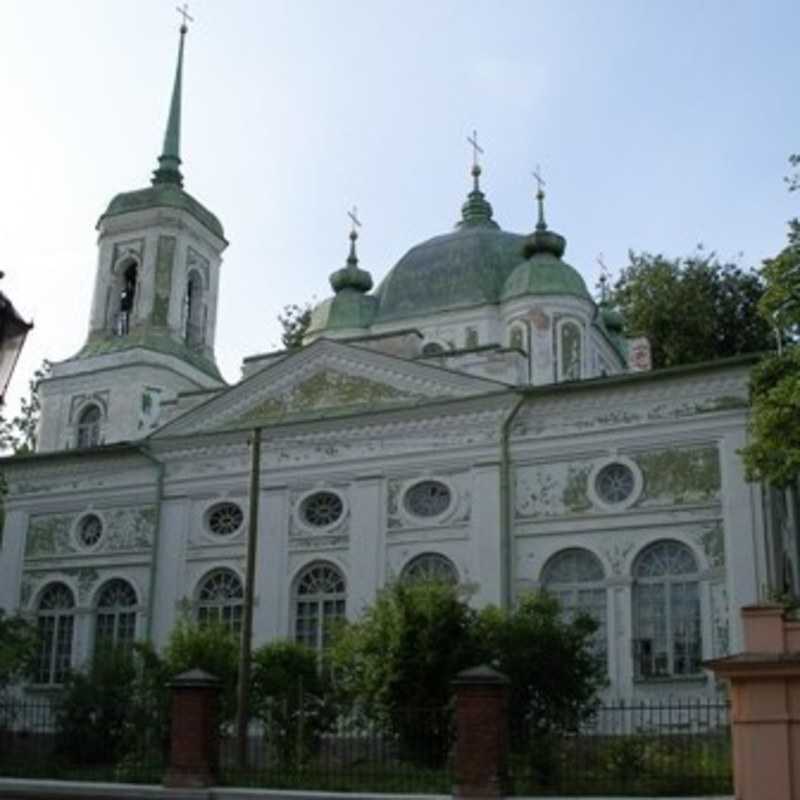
[73,330,223,381]
[99,184,225,240]
[501,252,592,302]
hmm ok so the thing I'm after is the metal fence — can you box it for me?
[219,703,454,792]
[509,697,732,797]
[0,696,165,784]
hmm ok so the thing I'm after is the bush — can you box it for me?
[251,641,334,766]
[0,612,37,694]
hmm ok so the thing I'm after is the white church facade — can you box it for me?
[1,25,792,699]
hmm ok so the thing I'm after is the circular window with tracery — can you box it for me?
[404,480,452,519]
[595,462,636,506]
[301,491,344,528]
[207,503,244,536]
[77,514,104,548]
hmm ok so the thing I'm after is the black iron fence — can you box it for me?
[509,697,732,797]
[0,696,165,784]
[220,703,454,793]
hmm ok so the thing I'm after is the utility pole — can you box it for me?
[236,427,261,768]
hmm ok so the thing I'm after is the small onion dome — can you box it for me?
[501,188,591,302]
[601,304,625,333]
[329,230,374,294]
[458,164,499,229]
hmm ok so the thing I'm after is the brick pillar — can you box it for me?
[452,665,510,800]
[707,605,800,800]
[163,668,222,789]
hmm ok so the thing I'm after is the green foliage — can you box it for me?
[741,154,800,486]
[330,580,480,717]
[475,592,605,737]
[277,303,312,350]
[162,618,239,722]
[0,360,51,454]
[251,641,334,767]
[609,250,772,369]
[54,647,138,765]
[0,611,37,692]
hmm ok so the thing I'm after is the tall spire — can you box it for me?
[330,207,374,293]
[532,165,547,231]
[523,166,566,259]
[152,10,192,188]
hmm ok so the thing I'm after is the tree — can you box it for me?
[0,611,37,694]
[741,154,800,486]
[277,303,312,350]
[0,360,51,454]
[609,251,772,369]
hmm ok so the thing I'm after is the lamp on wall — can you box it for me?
[0,272,33,405]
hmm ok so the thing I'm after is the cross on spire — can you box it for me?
[597,253,611,301]
[347,206,361,234]
[176,3,194,32]
[532,164,546,194]
[467,130,484,170]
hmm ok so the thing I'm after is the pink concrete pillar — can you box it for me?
[452,665,510,800]
[163,668,221,789]
[707,605,800,800]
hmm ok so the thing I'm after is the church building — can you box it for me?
[1,23,791,699]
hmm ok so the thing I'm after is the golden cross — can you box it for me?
[467,130,484,169]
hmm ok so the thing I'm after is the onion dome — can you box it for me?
[501,185,591,302]
[458,164,499,229]
[307,219,378,336]
[601,305,625,333]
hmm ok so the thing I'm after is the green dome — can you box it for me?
[601,305,625,332]
[100,184,225,241]
[501,252,591,302]
[307,291,378,335]
[374,225,526,323]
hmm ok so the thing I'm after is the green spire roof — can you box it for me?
[522,186,566,259]
[152,23,187,188]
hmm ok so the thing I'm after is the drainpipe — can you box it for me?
[137,444,165,643]
[500,394,526,611]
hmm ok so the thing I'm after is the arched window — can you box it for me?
[95,579,137,655]
[184,272,205,347]
[558,320,582,381]
[633,540,701,679]
[196,569,244,635]
[542,549,607,664]
[117,261,138,335]
[76,404,102,449]
[401,553,458,584]
[35,583,75,684]
[293,562,346,652]
[509,324,526,353]
[422,341,445,356]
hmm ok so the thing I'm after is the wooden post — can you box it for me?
[452,665,510,800]
[163,668,221,788]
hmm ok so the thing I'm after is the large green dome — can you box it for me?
[374,225,526,323]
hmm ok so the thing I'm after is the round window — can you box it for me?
[301,491,344,528]
[77,513,103,548]
[207,503,244,536]
[404,480,452,518]
[595,462,636,505]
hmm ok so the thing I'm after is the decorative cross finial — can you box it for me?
[347,206,361,235]
[532,164,546,195]
[597,253,611,302]
[467,130,484,170]
[176,3,194,32]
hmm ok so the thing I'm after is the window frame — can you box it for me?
[94,578,138,656]
[292,561,347,654]
[75,404,103,449]
[34,582,75,686]
[401,552,459,584]
[195,568,244,635]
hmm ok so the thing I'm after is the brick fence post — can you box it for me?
[707,605,800,800]
[452,664,510,800]
[163,668,222,789]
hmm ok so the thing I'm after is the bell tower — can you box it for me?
[37,19,227,453]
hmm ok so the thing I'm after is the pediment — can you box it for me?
[154,339,508,437]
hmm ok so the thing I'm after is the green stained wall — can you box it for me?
[637,446,720,506]
[152,235,177,326]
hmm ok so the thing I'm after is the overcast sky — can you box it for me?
[1,0,798,414]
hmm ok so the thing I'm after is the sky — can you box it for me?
[1,0,798,414]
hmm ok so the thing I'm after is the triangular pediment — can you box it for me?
[154,339,509,437]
